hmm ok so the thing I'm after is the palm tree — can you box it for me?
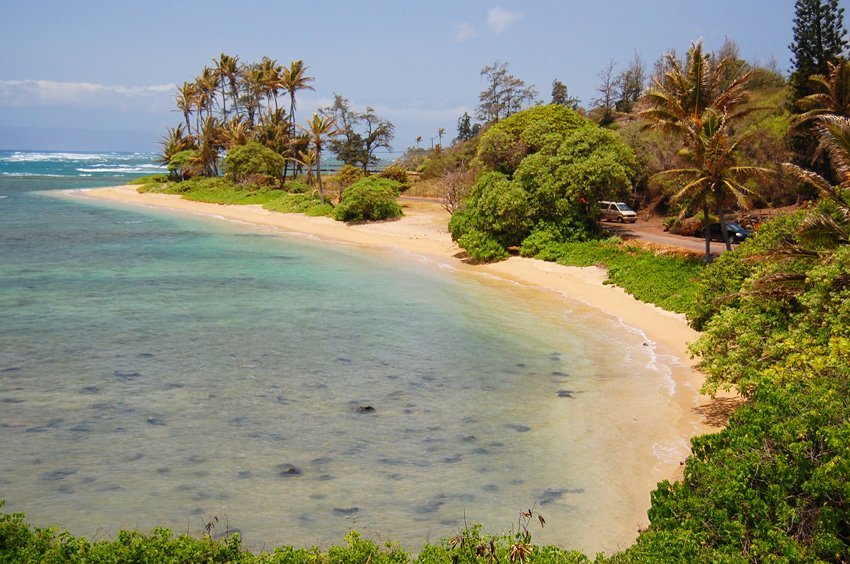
[259,57,283,117]
[239,64,265,127]
[415,135,422,148]
[437,127,445,146]
[213,53,240,119]
[222,116,252,148]
[175,82,198,136]
[783,115,850,249]
[197,116,224,177]
[281,60,315,182]
[194,67,218,124]
[257,108,289,156]
[746,114,850,300]
[291,149,316,187]
[657,112,772,255]
[302,113,339,204]
[794,58,850,124]
[156,124,196,178]
[640,41,766,261]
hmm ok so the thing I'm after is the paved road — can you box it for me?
[603,222,733,256]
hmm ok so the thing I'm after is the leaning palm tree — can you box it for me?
[280,60,315,182]
[640,41,765,261]
[302,113,339,204]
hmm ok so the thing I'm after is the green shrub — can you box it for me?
[333,178,403,222]
[167,149,202,180]
[450,106,638,261]
[456,229,510,262]
[377,163,411,191]
[327,163,366,199]
[222,142,285,185]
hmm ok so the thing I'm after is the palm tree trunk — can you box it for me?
[703,201,712,263]
[315,148,324,204]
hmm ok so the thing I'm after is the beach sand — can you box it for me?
[72,185,725,547]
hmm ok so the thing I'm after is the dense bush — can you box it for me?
[222,142,286,185]
[167,149,202,180]
[333,178,403,222]
[377,163,411,191]
[449,106,638,261]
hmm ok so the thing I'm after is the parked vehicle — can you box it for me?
[697,222,752,244]
[598,201,637,223]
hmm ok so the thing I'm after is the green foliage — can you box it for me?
[137,177,334,218]
[412,138,479,180]
[333,178,403,222]
[416,524,590,563]
[475,105,588,174]
[519,237,703,314]
[167,149,202,179]
[330,163,366,190]
[222,141,286,184]
[451,106,638,260]
[376,163,411,191]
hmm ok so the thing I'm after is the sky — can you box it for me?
[0,0,846,153]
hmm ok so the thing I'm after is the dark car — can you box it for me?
[698,222,752,244]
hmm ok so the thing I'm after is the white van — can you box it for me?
[598,201,637,223]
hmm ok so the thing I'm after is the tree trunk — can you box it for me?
[703,201,713,264]
[316,149,324,204]
[717,200,732,252]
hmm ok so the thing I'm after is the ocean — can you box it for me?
[0,150,692,553]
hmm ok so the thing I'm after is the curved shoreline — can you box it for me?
[67,185,721,549]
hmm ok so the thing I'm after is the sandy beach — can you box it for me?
[70,185,723,548]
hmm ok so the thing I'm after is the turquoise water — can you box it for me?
[0,152,690,552]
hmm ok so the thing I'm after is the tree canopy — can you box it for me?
[449,105,637,261]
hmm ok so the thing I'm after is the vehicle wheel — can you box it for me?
[728,236,737,245]
[617,217,623,223]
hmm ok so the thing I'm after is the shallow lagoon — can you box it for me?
[0,170,692,553]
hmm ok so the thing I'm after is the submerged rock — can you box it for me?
[333,507,359,515]
[353,405,375,414]
[42,468,76,481]
[276,464,303,477]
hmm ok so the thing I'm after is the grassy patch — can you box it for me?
[135,177,334,218]
[532,238,704,314]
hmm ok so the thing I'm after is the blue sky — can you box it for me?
[0,0,845,152]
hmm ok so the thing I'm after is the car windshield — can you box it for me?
[616,203,634,212]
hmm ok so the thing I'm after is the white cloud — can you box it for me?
[487,7,522,34]
[453,21,476,42]
[0,80,174,113]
